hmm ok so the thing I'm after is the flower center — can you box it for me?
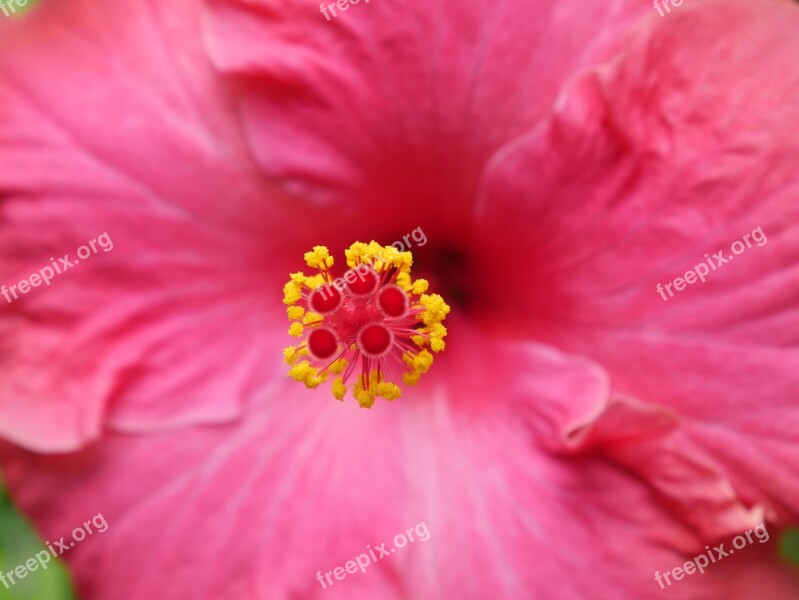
[282,242,450,408]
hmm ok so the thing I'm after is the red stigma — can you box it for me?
[358,324,393,357]
[308,328,339,359]
[310,285,342,313]
[378,285,408,317]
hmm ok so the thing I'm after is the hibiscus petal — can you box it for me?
[476,0,799,524]
[6,322,792,599]
[0,0,302,451]
[563,394,764,539]
[202,0,651,224]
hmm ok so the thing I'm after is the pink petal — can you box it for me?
[0,0,305,451]
[202,0,650,219]
[475,0,799,523]
[4,321,785,599]
[563,394,763,539]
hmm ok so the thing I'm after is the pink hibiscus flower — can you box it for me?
[1,0,798,598]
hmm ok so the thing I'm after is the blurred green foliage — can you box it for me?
[5,0,38,18]
[781,528,799,567]
[0,484,74,600]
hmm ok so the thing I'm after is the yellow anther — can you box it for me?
[396,271,412,291]
[288,322,304,337]
[353,372,400,408]
[420,293,451,325]
[283,280,303,306]
[287,306,305,320]
[329,358,348,375]
[411,334,428,347]
[305,274,326,289]
[392,251,413,273]
[284,345,309,364]
[302,312,323,325]
[354,386,376,408]
[283,346,298,364]
[403,372,421,386]
[288,360,326,389]
[289,271,308,285]
[378,245,400,266]
[428,323,447,352]
[375,381,402,401]
[332,378,347,401]
[411,279,429,295]
[366,241,384,258]
[345,242,370,267]
[412,350,434,374]
[283,346,297,365]
[308,372,326,388]
[288,361,311,382]
[304,246,334,269]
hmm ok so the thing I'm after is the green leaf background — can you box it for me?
[0,484,74,600]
